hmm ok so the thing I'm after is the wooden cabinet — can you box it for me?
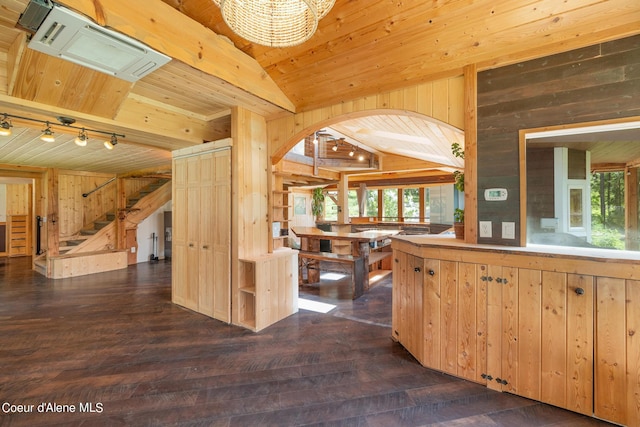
[392,253,486,383]
[8,214,29,257]
[391,237,639,426]
[595,277,640,426]
[172,143,231,323]
[483,267,594,416]
[238,249,298,332]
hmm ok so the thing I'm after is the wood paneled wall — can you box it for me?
[267,76,465,162]
[477,35,640,246]
[58,171,115,238]
[5,183,30,215]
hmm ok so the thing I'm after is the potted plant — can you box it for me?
[451,142,465,239]
[311,187,325,220]
[454,208,465,239]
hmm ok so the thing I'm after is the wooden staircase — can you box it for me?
[34,178,171,278]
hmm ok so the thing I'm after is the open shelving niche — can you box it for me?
[271,190,292,250]
[238,247,298,332]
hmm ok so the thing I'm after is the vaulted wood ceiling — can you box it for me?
[0,0,638,175]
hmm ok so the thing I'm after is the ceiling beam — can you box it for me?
[58,0,295,113]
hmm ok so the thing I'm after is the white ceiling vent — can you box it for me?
[27,5,171,82]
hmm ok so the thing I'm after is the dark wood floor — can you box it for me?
[0,257,613,427]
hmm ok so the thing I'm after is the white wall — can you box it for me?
[136,200,171,263]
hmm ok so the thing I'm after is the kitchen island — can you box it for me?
[391,234,640,426]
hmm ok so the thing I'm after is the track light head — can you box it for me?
[0,114,12,136]
[40,123,55,142]
[332,142,338,152]
[74,128,88,147]
[104,134,118,150]
[348,146,355,157]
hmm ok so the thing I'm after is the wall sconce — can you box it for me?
[0,113,124,150]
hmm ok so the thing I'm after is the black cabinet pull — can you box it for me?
[496,277,503,284]
[575,287,585,295]
[487,276,493,282]
[428,269,435,276]
[414,267,421,272]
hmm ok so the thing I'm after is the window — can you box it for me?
[402,188,420,222]
[365,189,378,217]
[382,189,398,221]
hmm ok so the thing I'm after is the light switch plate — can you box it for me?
[479,221,492,238]
[502,222,515,239]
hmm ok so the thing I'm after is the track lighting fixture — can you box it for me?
[0,114,12,136]
[40,122,55,142]
[332,141,339,151]
[348,146,355,157]
[312,132,318,144]
[74,128,88,147]
[358,153,365,161]
[0,113,124,150]
[104,134,118,150]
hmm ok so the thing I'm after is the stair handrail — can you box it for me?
[82,177,116,198]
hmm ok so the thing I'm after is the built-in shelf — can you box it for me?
[238,249,298,332]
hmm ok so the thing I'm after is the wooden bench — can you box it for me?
[298,251,366,299]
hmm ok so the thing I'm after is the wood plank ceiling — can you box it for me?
[0,0,638,175]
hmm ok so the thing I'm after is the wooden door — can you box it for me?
[212,149,231,322]
[172,157,188,307]
[197,152,215,318]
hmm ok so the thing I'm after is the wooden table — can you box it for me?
[292,227,399,297]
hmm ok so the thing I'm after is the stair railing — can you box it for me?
[82,177,116,198]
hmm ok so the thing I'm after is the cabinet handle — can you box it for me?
[496,277,503,284]
[188,243,194,248]
[496,378,508,385]
[487,276,493,282]
[428,269,435,276]
[202,245,209,249]
[394,258,399,263]
[414,267,421,273]
[575,287,585,296]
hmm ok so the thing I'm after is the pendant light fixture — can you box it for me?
[212,0,335,47]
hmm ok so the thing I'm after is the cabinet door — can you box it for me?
[392,251,423,363]
[212,149,231,323]
[198,153,215,317]
[595,277,628,425]
[458,262,486,383]
[172,157,189,307]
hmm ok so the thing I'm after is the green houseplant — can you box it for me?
[311,187,325,220]
[451,142,465,239]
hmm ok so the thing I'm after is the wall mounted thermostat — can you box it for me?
[484,188,508,201]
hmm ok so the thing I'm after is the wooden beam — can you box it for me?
[46,168,60,259]
[463,64,478,244]
[59,0,295,112]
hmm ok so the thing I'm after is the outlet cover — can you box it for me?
[479,221,492,238]
[502,222,515,239]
